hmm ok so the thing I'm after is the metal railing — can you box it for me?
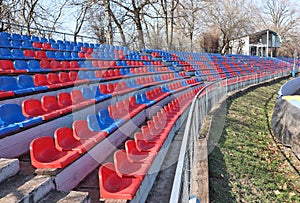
[169,69,291,203]
[0,21,99,43]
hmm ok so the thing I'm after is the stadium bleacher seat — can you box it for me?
[54,127,94,154]
[30,136,80,168]
[98,162,142,200]
[114,149,149,179]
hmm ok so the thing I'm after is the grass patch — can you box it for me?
[209,78,300,202]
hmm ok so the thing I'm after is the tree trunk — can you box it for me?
[104,0,113,44]
[135,15,145,51]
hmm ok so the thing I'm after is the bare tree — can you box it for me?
[201,0,254,54]
[258,0,300,56]
[110,0,156,50]
[176,0,204,51]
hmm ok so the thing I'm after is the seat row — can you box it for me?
[0,70,188,100]
[98,86,204,200]
[28,81,206,169]
[0,76,201,137]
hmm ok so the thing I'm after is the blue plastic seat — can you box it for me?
[17,75,48,92]
[10,40,22,48]
[71,52,80,60]
[59,44,66,51]
[0,103,42,129]
[65,45,73,52]
[11,49,24,59]
[51,43,59,50]
[31,35,40,42]
[22,41,33,49]
[63,51,71,59]
[0,76,33,94]
[40,37,48,43]
[55,51,65,60]
[0,38,11,48]
[14,60,29,72]
[0,48,12,59]
[21,35,31,41]
[46,51,56,59]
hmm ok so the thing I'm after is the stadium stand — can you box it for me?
[0,31,293,202]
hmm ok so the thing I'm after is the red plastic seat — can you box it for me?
[30,136,80,168]
[70,61,80,70]
[125,140,156,164]
[114,150,149,179]
[34,74,49,86]
[40,60,51,70]
[61,61,71,70]
[42,43,52,50]
[99,162,142,200]
[51,60,62,70]
[73,119,107,142]
[41,95,70,115]
[141,126,165,145]
[54,127,95,154]
[47,73,63,88]
[57,92,74,112]
[24,50,35,58]
[134,132,161,152]
[22,98,60,120]
[33,42,42,49]
[35,50,47,60]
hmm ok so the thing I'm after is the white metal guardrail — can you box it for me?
[169,69,291,203]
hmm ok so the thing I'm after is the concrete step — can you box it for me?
[39,190,90,203]
[0,174,55,203]
[0,158,19,184]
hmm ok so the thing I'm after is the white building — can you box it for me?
[229,29,281,57]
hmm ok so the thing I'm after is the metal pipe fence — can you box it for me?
[169,69,291,203]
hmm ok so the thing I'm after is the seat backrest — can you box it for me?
[57,92,72,107]
[41,95,61,111]
[50,60,61,70]
[22,98,46,117]
[61,61,70,69]
[47,73,60,84]
[68,71,78,81]
[28,60,41,70]
[34,74,49,86]
[54,127,75,151]
[98,109,114,125]
[87,114,101,132]
[24,49,35,58]
[0,76,18,90]
[58,72,71,83]
[40,60,51,70]
[0,60,14,71]
[14,60,28,71]
[71,90,86,104]
[17,75,35,88]
[11,49,24,58]
[0,103,25,124]
[0,48,12,58]
[30,136,57,163]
